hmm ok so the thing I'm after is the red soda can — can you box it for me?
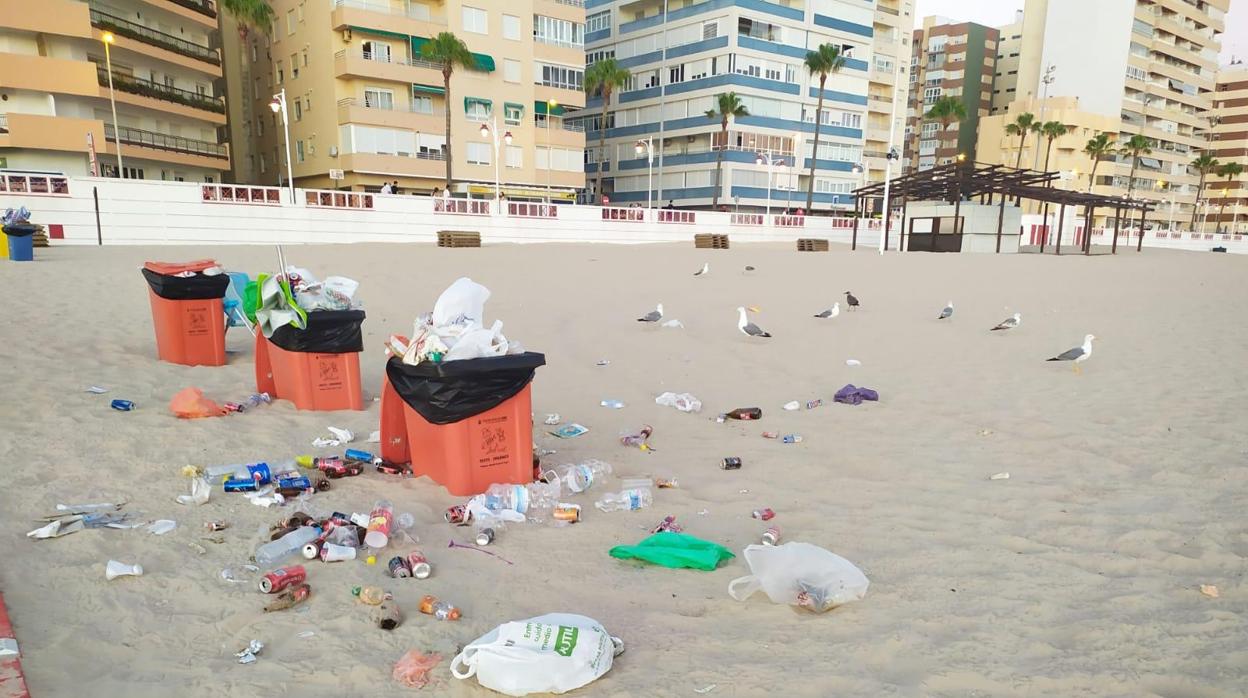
[259,565,306,593]
[752,508,775,521]
[761,526,782,546]
[444,505,472,526]
[407,551,432,579]
[388,556,412,578]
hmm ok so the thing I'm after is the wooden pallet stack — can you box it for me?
[796,238,829,252]
[437,231,481,248]
[31,225,49,248]
[694,233,729,250]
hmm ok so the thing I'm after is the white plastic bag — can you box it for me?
[451,613,623,696]
[445,319,509,361]
[728,543,869,613]
[433,277,490,328]
[655,392,702,413]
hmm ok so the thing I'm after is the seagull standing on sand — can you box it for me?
[814,302,841,319]
[637,303,663,323]
[737,307,772,338]
[844,291,860,310]
[693,263,709,276]
[937,301,954,320]
[1047,334,1096,373]
[990,313,1022,332]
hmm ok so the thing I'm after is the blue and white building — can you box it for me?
[574,0,912,211]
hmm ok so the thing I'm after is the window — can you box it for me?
[257,115,264,137]
[587,10,611,33]
[304,91,311,111]
[1126,65,1146,81]
[503,14,520,40]
[703,20,717,40]
[504,103,523,125]
[921,122,938,137]
[465,98,492,121]
[466,141,491,165]
[301,49,308,67]
[412,94,433,113]
[536,146,583,172]
[364,88,394,109]
[276,61,284,84]
[535,62,583,91]
[296,140,305,163]
[463,6,488,34]
[286,9,295,35]
[297,1,304,22]
[294,98,303,121]
[587,49,615,65]
[534,15,584,48]
[504,59,521,83]
[290,53,299,78]
[363,41,391,62]
[506,145,522,168]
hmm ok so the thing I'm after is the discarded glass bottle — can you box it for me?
[724,407,762,420]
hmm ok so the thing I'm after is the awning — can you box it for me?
[349,26,408,42]
[464,97,492,112]
[412,84,445,95]
[534,100,566,116]
[410,37,495,72]
[465,183,576,201]
[504,101,525,115]
[1139,157,1162,170]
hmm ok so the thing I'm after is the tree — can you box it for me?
[1119,134,1153,199]
[220,0,274,37]
[803,44,847,210]
[1213,162,1244,233]
[420,32,477,188]
[1190,153,1220,230]
[923,96,967,164]
[584,59,631,204]
[705,92,748,208]
[1004,112,1038,169]
[1039,120,1068,172]
[1083,132,1114,193]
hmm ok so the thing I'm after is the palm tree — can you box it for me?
[584,59,631,204]
[1119,134,1153,199]
[220,0,274,36]
[1190,153,1220,230]
[420,32,477,188]
[1004,112,1038,169]
[923,95,967,163]
[1213,162,1244,233]
[705,92,748,208]
[1039,121,1068,172]
[1083,132,1114,193]
[803,44,847,210]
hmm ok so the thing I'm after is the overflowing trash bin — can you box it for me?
[3,207,37,262]
[255,308,366,411]
[141,260,230,366]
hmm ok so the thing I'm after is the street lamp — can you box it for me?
[787,132,800,211]
[269,89,295,203]
[480,119,513,211]
[634,138,654,209]
[756,152,782,221]
[101,32,124,178]
[545,98,558,204]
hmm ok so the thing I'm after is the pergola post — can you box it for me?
[851,198,860,251]
[995,190,1007,253]
[899,197,909,252]
[1111,206,1121,254]
[1136,207,1147,252]
[1055,202,1066,255]
[1083,205,1095,255]
[1039,202,1050,253]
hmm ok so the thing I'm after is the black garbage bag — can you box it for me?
[269,309,366,353]
[141,267,231,300]
[386,352,546,425]
[2,224,37,238]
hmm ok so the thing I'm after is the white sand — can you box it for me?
[1,243,1246,697]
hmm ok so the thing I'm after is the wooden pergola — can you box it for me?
[849,161,1158,254]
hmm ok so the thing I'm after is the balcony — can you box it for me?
[105,124,227,159]
[339,150,447,179]
[90,8,220,65]
[97,67,225,114]
[331,0,447,38]
[336,97,445,130]
[333,50,442,84]
[164,0,216,18]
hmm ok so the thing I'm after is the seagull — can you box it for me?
[737,307,771,338]
[814,302,841,319]
[1047,334,1096,373]
[744,266,756,272]
[693,263,709,277]
[637,303,663,323]
[844,291,860,310]
[937,301,954,320]
[990,313,1022,332]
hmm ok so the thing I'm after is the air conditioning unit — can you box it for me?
[341,28,352,42]
[328,145,339,157]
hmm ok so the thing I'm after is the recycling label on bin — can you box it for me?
[314,355,344,392]
[182,303,213,338]
[472,415,511,470]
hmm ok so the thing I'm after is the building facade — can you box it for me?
[989,11,1022,116]
[576,0,912,212]
[221,0,585,198]
[0,0,230,181]
[903,17,998,172]
[1208,65,1246,233]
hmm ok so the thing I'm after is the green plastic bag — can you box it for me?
[609,532,735,571]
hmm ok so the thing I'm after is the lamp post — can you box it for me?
[545,98,558,204]
[101,32,124,178]
[787,132,800,211]
[635,138,654,209]
[269,89,295,203]
[1032,64,1056,171]
[756,152,781,221]
[880,49,905,254]
[480,118,513,212]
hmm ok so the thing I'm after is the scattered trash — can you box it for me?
[373,601,403,630]
[596,359,610,366]
[297,631,316,639]
[546,460,613,493]
[619,425,655,451]
[448,540,515,565]
[806,399,823,410]
[419,595,461,621]
[694,685,718,694]
[728,542,869,612]
[260,565,307,594]
[256,526,320,566]
[550,424,589,439]
[722,407,761,420]
[762,431,779,439]
[354,586,390,606]
[782,434,803,444]
[220,565,259,584]
[600,400,625,409]
[833,384,879,405]
[147,520,177,535]
[979,429,995,437]
[86,386,109,394]
[312,426,355,448]
[845,359,862,367]
[782,401,800,411]
[105,560,143,580]
[655,392,702,413]
[367,430,382,443]
[27,519,84,540]
[651,515,682,533]
[110,399,136,411]
[450,613,622,696]
[989,472,1010,481]
[595,487,653,512]
[235,640,264,665]
[761,526,782,546]
[264,583,311,613]
[1200,585,1219,598]
[176,476,211,505]
[752,508,775,521]
[393,650,442,689]
[610,532,735,571]
[169,387,227,419]
[661,319,684,328]
[205,520,228,532]
[543,414,562,425]
[720,457,742,470]
[655,478,679,489]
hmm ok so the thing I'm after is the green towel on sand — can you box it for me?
[609,532,735,571]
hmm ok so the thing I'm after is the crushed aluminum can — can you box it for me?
[204,520,228,532]
[720,457,742,470]
[654,478,679,489]
[444,505,472,526]
[110,399,136,411]
[236,639,264,664]
[474,527,495,546]
[752,508,775,521]
[805,399,823,410]
[388,555,412,578]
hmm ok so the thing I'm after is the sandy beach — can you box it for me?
[1,242,1245,697]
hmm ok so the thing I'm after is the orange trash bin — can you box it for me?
[141,262,229,366]
[380,353,545,496]
[255,309,366,411]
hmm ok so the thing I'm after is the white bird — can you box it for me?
[693,263,709,277]
[990,313,1022,332]
[937,301,954,320]
[814,302,840,319]
[1047,334,1095,373]
[637,303,663,323]
[737,306,772,338]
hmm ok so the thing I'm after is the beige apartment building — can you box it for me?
[863,0,915,184]
[222,0,586,198]
[1208,65,1246,233]
[989,11,1022,115]
[0,0,230,181]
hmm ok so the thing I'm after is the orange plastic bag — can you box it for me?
[392,650,441,689]
[169,387,227,419]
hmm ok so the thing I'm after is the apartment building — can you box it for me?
[902,17,998,172]
[222,0,585,197]
[576,0,912,211]
[989,10,1022,115]
[1207,65,1246,233]
[0,0,229,181]
[1004,0,1227,223]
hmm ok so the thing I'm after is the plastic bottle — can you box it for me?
[594,487,653,512]
[364,500,393,548]
[419,594,461,620]
[553,460,613,493]
[354,585,388,605]
[482,480,561,520]
[255,525,321,566]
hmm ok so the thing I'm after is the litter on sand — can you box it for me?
[313,426,354,447]
[550,424,589,438]
[655,392,702,413]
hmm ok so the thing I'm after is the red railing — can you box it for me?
[305,189,374,209]
[202,183,281,204]
[434,198,490,215]
[601,206,645,221]
[730,213,763,226]
[773,215,805,227]
[0,174,70,196]
[657,209,696,224]
[508,202,557,218]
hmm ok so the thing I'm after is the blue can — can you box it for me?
[277,474,313,490]
[344,449,378,464]
[223,477,259,492]
[110,399,136,411]
[247,462,272,485]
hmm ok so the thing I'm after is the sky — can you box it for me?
[913,0,1247,66]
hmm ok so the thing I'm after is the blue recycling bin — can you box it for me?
[3,224,36,262]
